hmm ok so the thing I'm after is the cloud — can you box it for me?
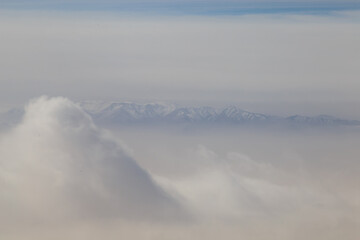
[0,96,183,229]
[0,97,359,239]
[155,145,340,221]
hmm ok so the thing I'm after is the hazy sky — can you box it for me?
[0,2,360,118]
[1,3,359,239]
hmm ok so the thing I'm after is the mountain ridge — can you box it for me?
[78,101,360,127]
[1,101,359,129]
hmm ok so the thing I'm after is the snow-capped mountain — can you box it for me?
[217,106,273,123]
[1,101,359,128]
[78,101,360,127]
[79,101,276,124]
[79,101,176,124]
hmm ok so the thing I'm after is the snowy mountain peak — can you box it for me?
[1,101,359,128]
[77,101,360,127]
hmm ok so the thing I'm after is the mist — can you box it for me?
[0,97,184,229]
[0,97,359,239]
[1,1,359,237]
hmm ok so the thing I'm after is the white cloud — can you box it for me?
[0,96,182,228]
[0,97,359,239]
[155,145,340,221]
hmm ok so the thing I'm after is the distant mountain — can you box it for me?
[79,101,176,124]
[78,101,360,127]
[1,101,359,129]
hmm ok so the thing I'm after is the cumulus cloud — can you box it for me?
[0,96,182,229]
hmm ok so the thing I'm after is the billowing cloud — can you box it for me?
[156,145,340,220]
[0,97,359,240]
[0,96,182,228]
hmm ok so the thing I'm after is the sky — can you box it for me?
[0,0,359,119]
[0,0,359,14]
[0,2,359,238]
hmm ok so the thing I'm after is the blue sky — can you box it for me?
[0,0,359,15]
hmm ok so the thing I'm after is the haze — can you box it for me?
[0,1,359,239]
[0,9,360,118]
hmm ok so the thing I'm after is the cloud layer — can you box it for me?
[0,96,182,228]
[0,97,359,239]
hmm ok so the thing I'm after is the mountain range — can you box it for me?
[1,101,359,129]
[79,101,360,127]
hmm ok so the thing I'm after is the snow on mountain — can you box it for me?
[82,101,177,124]
[1,101,359,128]
[218,106,272,122]
[79,101,360,127]
[165,106,219,122]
